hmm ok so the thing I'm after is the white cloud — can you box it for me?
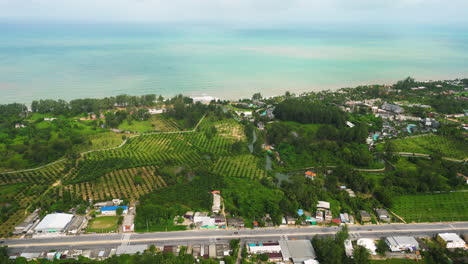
[0,0,466,24]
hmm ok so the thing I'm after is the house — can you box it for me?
[375,209,391,222]
[148,108,165,114]
[285,216,296,225]
[317,201,330,210]
[213,215,226,227]
[212,191,221,214]
[357,239,377,255]
[305,171,317,180]
[267,252,283,262]
[100,206,128,216]
[315,211,324,222]
[227,218,244,228]
[14,209,39,234]
[360,211,371,222]
[437,233,466,249]
[385,236,419,252]
[252,221,259,227]
[184,211,194,220]
[381,103,404,114]
[194,212,215,227]
[324,210,333,222]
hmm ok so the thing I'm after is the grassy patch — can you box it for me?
[385,135,468,160]
[391,192,468,222]
[118,119,154,133]
[87,216,118,233]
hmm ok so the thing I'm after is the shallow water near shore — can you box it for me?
[1,23,467,104]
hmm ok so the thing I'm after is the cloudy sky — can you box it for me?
[0,0,467,25]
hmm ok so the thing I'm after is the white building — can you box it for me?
[385,236,419,252]
[437,233,466,249]
[317,201,330,210]
[212,192,221,213]
[194,212,215,227]
[357,239,377,255]
[248,243,281,254]
[35,213,74,233]
[344,239,354,257]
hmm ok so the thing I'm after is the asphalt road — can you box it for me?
[3,222,468,254]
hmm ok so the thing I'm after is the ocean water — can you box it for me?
[0,23,467,104]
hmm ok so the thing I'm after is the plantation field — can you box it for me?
[64,166,167,201]
[0,161,66,237]
[391,192,468,222]
[212,155,268,179]
[87,216,118,233]
[384,135,468,160]
[64,117,247,183]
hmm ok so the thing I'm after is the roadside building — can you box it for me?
[248,242,281,254]
[122,214,135,232]
[357,239,377,255]
[213,215,226,227]
[227,218,244,228]
[14,209,40,234]
[437,233,466,249]
[67,215,86,234]
[315,211,324,222]
[194,212,215,227]
[324,210,333,222]
[385,236,419,252]
[360,211,371,222]
[34,213,74,233]
[375,209,391,222]
[285,216,296,225]
[100,206,128,216]
[279,240,317,263]
[184,211,194,220]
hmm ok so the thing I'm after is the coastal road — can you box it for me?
[3,222,468,254]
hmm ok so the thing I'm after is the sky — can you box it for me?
[0,0,467,26]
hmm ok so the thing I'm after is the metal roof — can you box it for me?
[35,213,73,231]
[101,206,128,211]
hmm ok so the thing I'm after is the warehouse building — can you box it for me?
[279,240,317,263]
[437,233,466,249]
[385,236,419,252]
[34,213,74,233]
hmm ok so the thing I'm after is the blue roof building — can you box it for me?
[100,206,128,215]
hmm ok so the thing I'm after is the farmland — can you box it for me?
[87,216,119,233]
[384,134,468,160]
[64,166,167,201]
[391,192,468,222]
[0,161,66,237]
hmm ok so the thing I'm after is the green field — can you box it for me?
[87,216,119,233]
[384,135,468,160]
[391,192,468,222]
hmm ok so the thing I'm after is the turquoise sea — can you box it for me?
[0,23,467,104]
